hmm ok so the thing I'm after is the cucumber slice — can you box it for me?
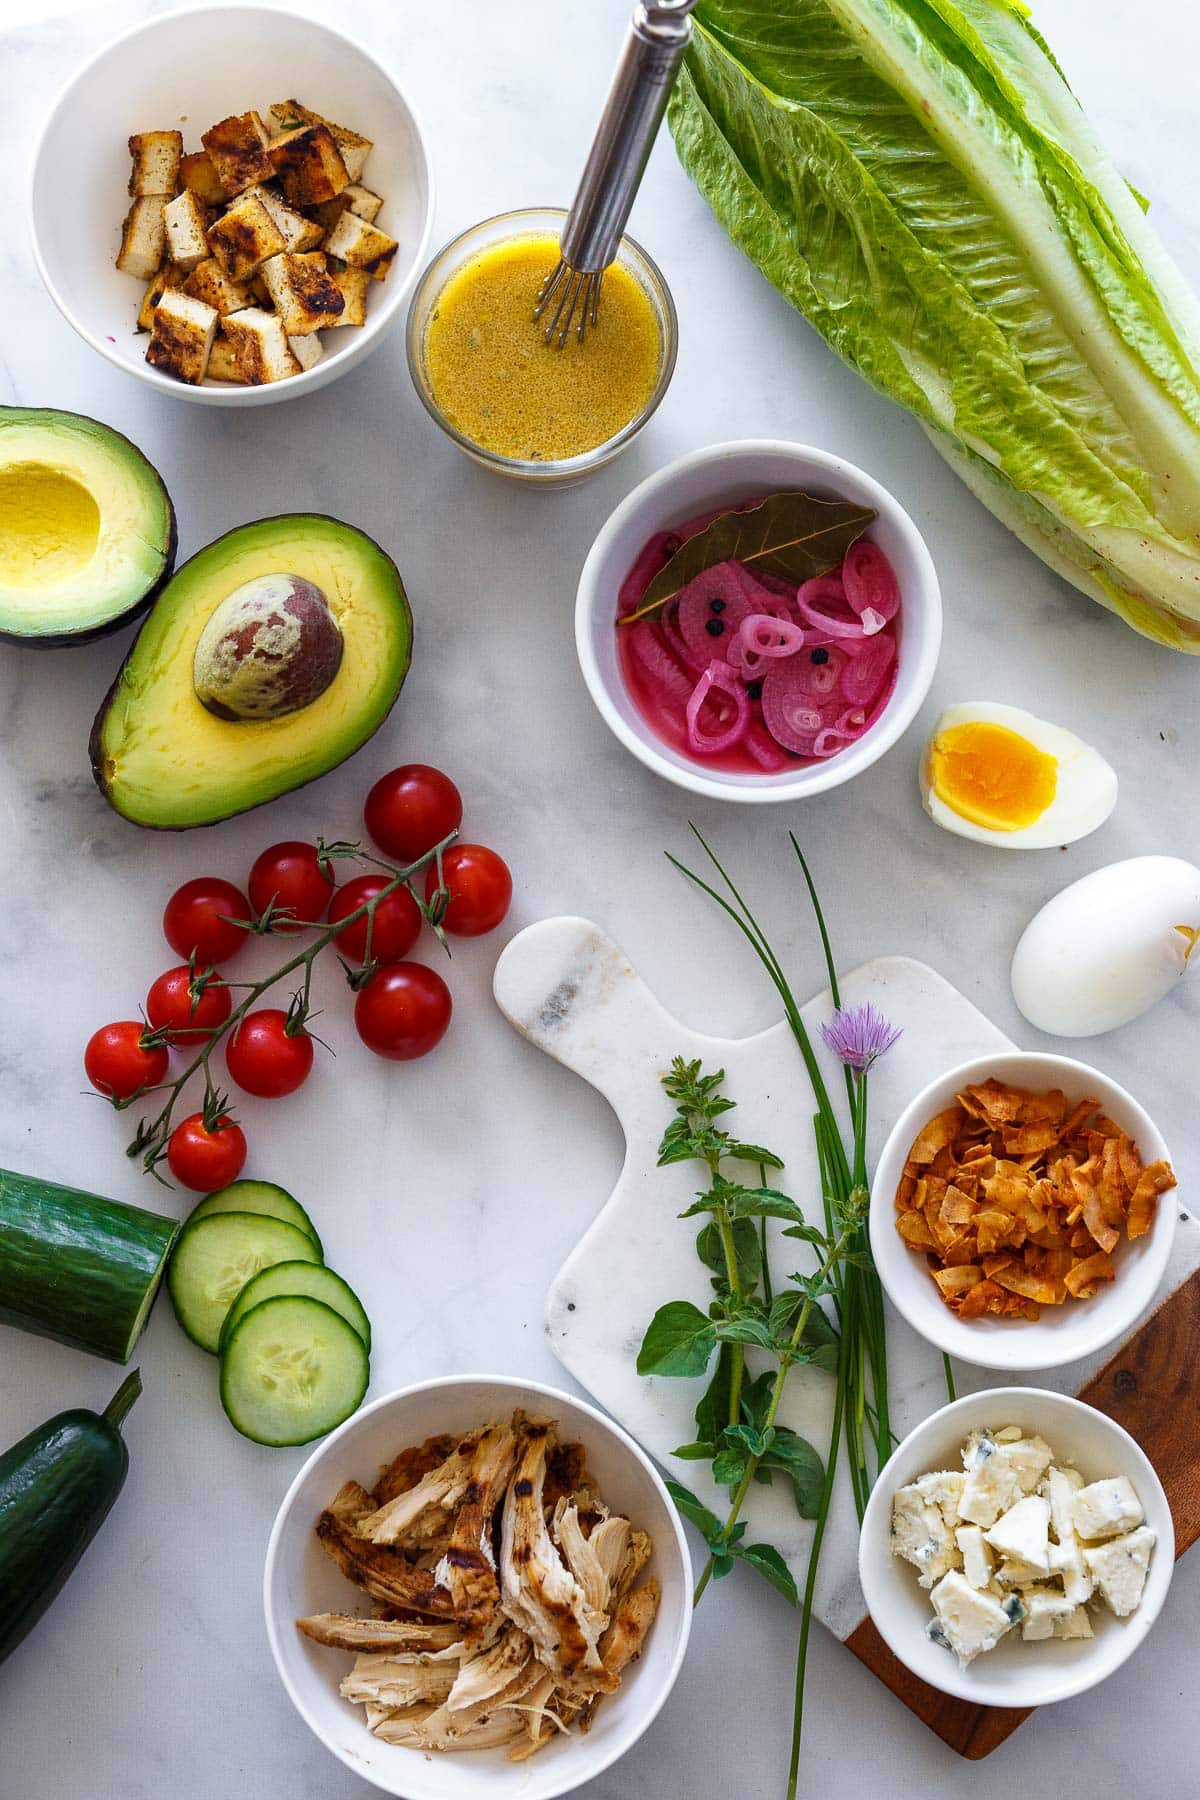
[187,1180,322,1257]
[167,1214,320,1353]
[219,1296,369,1446]
[218,1262,371,1356]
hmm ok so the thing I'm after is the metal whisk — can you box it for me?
[535,0,698,347]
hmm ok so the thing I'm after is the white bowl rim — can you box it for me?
[575,437,942,803]
[262,1370,694,1799]
[869,1049,1178,1372]
[857,1385,1176,1707]
[28,0,436,405]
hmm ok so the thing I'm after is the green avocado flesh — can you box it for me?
[0,407,175,644]
[90,514,413,829]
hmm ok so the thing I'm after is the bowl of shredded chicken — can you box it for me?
[264,1376,692,1798]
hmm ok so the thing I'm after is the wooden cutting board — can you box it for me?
[494,917,1200,1757]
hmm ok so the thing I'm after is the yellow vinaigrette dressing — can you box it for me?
[424,235,661,462]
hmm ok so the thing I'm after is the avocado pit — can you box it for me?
[193,573,343,721]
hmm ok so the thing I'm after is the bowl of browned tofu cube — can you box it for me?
[31,5,433,402]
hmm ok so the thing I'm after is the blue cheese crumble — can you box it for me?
[890,1424,1154,1664]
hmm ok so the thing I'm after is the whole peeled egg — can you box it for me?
[920,701,1117,848]
[1011,855,1200,1037]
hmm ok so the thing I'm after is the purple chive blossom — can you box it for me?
[819,1003,902,1074]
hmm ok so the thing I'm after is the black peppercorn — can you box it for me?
[811,647,830,665]
[746,680,763,700]
[709,597,726,614]
[705,618,725,638]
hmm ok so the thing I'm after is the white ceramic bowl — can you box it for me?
[263,1374,692,1799]
[870,1051,1178,1372]
[575,440,941,802]
[30,4,433,405]
[859,1387,1175,1706]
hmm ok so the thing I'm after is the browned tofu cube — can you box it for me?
[206,192,286,283]
[288,332,324,372]
[220,308,300,384]
[246,272,272,307]
[259,252,344,334]
[323,211,397,281]
[116,197,166,280]
[242,184,324,252]
[326,266,369,327]
[266,100,371,183]
[162,190,210,271]
[268,124,348,207]
[183,258,251,316]
[136,263,186,333]
[207,331,250,384]
[128,130,182,197]
[180,151,226,206]
[145,289,217,383]
[201,111,274,195]
[309,184,383,237]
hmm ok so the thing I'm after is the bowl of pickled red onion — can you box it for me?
[576,441,942,802]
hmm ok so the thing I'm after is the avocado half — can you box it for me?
[90,514,413,829]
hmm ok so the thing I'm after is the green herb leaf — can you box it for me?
[732,1541,799,1604]
[711,1438,749,1487]
[738,1369,777,1431]
[724,1141,785,1169]
[623,491,876,623]
[637,1301,718,1377]
[665,1479,724,1546]
[671,1441,715,1460]
[728,1186,809,1224]
[780,1220,828,1244]
[712,1316,775,1351]
[694,1342,735,1443]
[760,1428,825,1518]
[725,1421,776,1460]
[696,1218,761,1290]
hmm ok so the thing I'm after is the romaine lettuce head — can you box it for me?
[671,0,1200,650]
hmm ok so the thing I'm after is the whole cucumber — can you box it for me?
[0,1169,178,1362]
[0,1370,140,1665]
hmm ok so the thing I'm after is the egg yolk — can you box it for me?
[929,721,1057,830]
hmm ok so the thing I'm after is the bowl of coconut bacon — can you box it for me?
[406,209,678,484]
[264,1373,692,1799]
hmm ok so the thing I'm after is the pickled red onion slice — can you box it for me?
[628,621,694,705]
[728,612,805,676]
[842,540,900,624]
[676,560,753,661]
[840,632,896,707]
[794,574,871,639]
[686,660,750,756]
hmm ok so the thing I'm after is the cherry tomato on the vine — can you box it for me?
[167,1112,247,1190]
[225,1008,314,1098]
[248,841,333,934]
[163,877,249,965]
[328,875,422,964]
[364,764,463,864]
[84,1021,170,1102]
[354,962,452,1061]
[426,844,512,937]
[146,966,232,1040]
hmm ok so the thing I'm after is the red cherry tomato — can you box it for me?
[84,1021,170,1102]
[146,966,232,1041]
[167,1112,247,1191]
[354,962,452,1061]
[163,877,249,964]
[364,764,463,863]
[328,875,422,964]
[426,844,512,937]
[247,841,333,934]
[225,1008,314,1098]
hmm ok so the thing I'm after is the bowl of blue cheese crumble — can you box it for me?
[858,1388,1174,1705]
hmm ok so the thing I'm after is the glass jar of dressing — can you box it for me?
[406,208,678,486]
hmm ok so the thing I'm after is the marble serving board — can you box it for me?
[494,918,1200,1752]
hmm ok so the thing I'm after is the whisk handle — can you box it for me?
[559,0,698,275]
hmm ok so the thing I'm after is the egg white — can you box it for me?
[920,701,1118,849]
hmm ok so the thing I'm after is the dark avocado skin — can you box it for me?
[89,512,413,830]
[0,1409,129,1666]
[0,407,177,648]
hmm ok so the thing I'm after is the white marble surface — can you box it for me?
[1,1,1198,1797]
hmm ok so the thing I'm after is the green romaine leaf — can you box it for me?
[671,0,1200,650]
[637,1301,718,1377]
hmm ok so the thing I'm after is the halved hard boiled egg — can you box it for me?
[920,702,1117,848]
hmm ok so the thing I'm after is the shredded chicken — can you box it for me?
[297,1409,659,1762]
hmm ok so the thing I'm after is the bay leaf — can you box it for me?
[621,490,876,624]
